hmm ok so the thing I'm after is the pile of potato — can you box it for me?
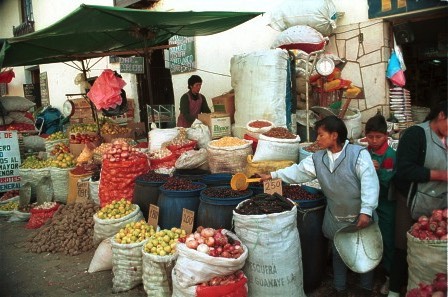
[27,202,100,255]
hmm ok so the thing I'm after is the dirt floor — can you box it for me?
[0,217,403,297]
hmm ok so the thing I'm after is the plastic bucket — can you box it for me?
[133,174,168,221]
[158,182,207,230]
[197,187,253,230]
[343,108,362,139]
[173,169,211,182]
[296,204,328,293]
[200,173,233,188]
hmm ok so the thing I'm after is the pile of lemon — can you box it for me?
[50,152,76,168]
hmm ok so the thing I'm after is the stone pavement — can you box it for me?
[0,217,393,297]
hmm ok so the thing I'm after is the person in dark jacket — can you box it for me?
[177,75,211,128]
[387,100,447,297]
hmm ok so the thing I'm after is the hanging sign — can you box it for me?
[368,0,447,19]
[0,131,21,192]
[169,36,196,74]
[23,84,36,102]
[120,57,145,74]
[40,72,50,106]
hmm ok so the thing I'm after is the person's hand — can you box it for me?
[372,160,380,170]
[259,174,272,182]
[356,213,372,229]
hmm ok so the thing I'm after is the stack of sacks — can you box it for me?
[0,96,36,131]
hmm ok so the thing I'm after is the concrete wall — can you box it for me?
[2,0,371,124]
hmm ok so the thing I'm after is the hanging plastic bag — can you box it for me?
[386,51,406,87]
[87,69,126,110]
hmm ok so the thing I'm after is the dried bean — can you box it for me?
[202,188,251,198]
[137,171,169,183]
[262,127,296,139]
[248,120,272,128]
[282,185,324,201]
[235,193,294,215]
[163,177,203,191]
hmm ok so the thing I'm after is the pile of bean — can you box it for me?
[282,185,324,201]
[235,193,293,215]
[303,141,323,153]
[202,187,251,198]
[137,171,169,183]
[262,127,296,139]
[162,177,203,191]
[27,202,100,255]
[248,120,272,128]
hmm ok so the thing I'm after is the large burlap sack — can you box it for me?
[407,232,447,291]
[142,248,177,297]
[93,205,144,245]
[233,204,306,297]
[207,140,253,174]
[244,155,294,177]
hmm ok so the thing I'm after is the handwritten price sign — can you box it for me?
[148,204,159,229]
[263,178,283,195]
[180,208,195,234]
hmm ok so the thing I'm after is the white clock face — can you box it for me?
[316,57,335,76]
[63,100,75,117]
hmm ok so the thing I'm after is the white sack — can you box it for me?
[186,119,211,149]
[231,49,289,138]
[148,127,179,151]
[268,0,337,36]
[252,134,301,163]
[88,237,113,273]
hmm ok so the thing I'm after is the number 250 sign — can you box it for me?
[263,178,283,195]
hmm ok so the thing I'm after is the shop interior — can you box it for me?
[392,13,447,108]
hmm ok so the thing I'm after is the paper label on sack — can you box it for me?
[180,208,194,234]
[76,178,90,203]
[148,204,159,229]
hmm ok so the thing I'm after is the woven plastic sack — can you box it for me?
[19,168,51,198]
[89,178,100,205]
[0,96,36,112]
[173,229,248,288]
[111,237,145,293]
[148,128,179,151]
[35,176,54,205]
[271,25,326,53]
[93,205,144,245]
[142,248,177,297]
[233,204,306,297]
[175,148,208,170]
[268,0,337,36]
[407,232,447,291]
[45,139,69,153]
[50,167,73,203]
[244,155,294,178]
[0,115,13,125]
[8,111,35,125]
[207,140,253,174]
[187,119,211,149]
[88,238,113,273]
[252,134,301,163]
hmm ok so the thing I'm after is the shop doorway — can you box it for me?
[392,13,447,107]
[136,48,174,129]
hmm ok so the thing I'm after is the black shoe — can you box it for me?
[330,288,348,297]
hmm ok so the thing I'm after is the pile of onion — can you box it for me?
[178,226,244,258]
[103,142,141,162]
[406,273,447,297]
[409,209,448,240]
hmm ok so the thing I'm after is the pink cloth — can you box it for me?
[177,93,203,128]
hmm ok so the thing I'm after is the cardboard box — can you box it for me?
[198,113,231,139]
[212,92,235,123]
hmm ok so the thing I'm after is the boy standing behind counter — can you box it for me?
[365,114,396,295]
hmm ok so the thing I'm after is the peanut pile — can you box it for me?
[27,202,100,255]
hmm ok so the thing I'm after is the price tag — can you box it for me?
[263,178,283,195]
[180,208,195,234]
[148,204,159,229]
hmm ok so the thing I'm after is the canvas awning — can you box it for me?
[0,4,262,68]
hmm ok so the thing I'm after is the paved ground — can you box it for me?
[0,217,402,297]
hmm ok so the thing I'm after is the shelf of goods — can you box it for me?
[147,104,175,129]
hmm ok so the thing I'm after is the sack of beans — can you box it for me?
[252,127,301,162]
[207,137,253,174]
